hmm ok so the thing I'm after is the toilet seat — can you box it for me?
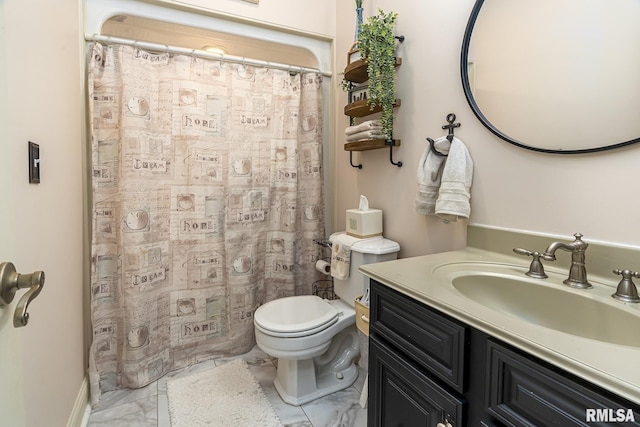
[254,295,339,338]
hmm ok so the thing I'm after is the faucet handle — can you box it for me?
[612,269,640,303]
[513,248,548,279]
[613,269,640,278]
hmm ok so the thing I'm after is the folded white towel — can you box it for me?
[345,120,382,136]
[436,137,474,223]
[415,136,450,215]
[345,129,386,143]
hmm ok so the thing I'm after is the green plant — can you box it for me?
[358,9,398,140]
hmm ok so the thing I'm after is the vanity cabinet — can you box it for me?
[368,280,640,426]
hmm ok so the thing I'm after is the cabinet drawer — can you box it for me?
[370,281,468,393]
[369,335,465,427]
[487,340,640,426]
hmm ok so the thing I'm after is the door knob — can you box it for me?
[0,262,45,327]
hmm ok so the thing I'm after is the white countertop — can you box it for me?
[359,247,640,405]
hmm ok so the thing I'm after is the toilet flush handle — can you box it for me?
[0,262,45,327]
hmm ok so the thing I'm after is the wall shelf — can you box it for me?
[342,39,404,169]
[344,99,401,118]
[344,57,403,84]
[344,139,401,151]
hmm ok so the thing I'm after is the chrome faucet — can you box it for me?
[543,233,592,289]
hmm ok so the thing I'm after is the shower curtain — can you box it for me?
[87,43,326,404]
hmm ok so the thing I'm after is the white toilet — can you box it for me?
[254,232,400,405]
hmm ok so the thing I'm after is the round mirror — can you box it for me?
[461,0,640,154]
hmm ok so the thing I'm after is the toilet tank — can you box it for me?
[329,232,400,306]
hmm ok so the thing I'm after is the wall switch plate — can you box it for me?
[28,141,40,184]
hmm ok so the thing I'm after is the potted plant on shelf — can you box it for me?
[342,8,399,141]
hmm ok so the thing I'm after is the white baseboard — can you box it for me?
[66,375,90,427]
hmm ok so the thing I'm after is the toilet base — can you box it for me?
[273,325,360,406]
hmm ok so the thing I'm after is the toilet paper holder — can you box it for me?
[313,238,332,249]
[0,262,45,327]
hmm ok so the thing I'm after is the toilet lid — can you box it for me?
[254,295,339,335]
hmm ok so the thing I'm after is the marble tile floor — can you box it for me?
[87,345,368,427]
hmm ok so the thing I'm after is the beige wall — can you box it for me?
[4,0,85,425]
[333,0,640,258]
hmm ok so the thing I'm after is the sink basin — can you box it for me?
[434,263,640,347]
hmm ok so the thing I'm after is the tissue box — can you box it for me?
[346,208,382,238]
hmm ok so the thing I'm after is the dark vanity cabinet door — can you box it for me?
[369,336,465,426]
[486,340,640,427]
[368,281,468,426]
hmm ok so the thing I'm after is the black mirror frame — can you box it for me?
[460,0,640,154]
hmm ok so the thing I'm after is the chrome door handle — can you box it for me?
[0,262,45,327]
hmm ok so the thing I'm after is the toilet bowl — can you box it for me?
[254,232,400,405]
[254,295,359,405]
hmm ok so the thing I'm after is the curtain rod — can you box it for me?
[84,33,332,78]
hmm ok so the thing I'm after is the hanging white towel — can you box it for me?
[330,232,362,280]
[415,136,450,215]
[345,119,382,136]
[345,129,386,143]
[331,242,351,280]
[436,137,474,223]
